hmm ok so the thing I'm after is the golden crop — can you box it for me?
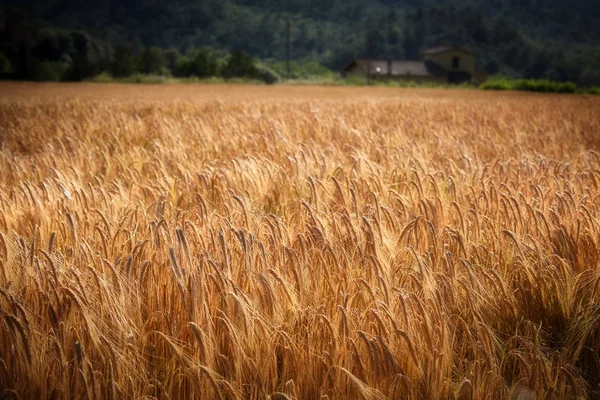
[1,83,600,399]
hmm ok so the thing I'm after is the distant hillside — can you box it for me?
[1,0,600,84]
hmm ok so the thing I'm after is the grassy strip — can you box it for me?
[87,72,473,89]
[88,72,262,85]
[88,72,600,94]
[480,76,599,94]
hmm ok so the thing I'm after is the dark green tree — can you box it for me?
[190,50,218,77]
[580,67,600,86]
[163,48,180,73]
[173,57,192,77]
[63,31,113,81]
[139,47,166,75]
[111,44,137,77]
[173,49,218,78]
[222,50,259,79]
[3,0,600,85]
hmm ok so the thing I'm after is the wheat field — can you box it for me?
[1,82,600,399]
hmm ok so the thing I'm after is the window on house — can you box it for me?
[452,57,460,69]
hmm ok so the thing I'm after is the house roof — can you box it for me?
[343,59,447,77]
[422,46,474,55]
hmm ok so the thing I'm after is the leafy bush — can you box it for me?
[340,76,368,86]
[182,76,226,84]
[256,64,280,84]
[222,51,260,80]
[174,50,219,78]
[556,82,578,93]
[481,76,579,93]
[113,74,176,84]
[111,45,137,77]
[89,72,114,83]
[268,60,336,81]
[513,79,577,93]
[588,87,600,95]
[480,76,513,90]
[131,74,175,83]
[579,87,600,95]
[139,47,168,75]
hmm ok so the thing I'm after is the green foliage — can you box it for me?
[173,57,191,77]
[222,51,260,80]
[513,79,577,93]
[111,74,177,84]
[268,60,336,80]
[163,49,181,72]
[256,64,280,84]
[88,71,114,83]
[190,50,219,77]
[590,87,600,95]
[480,76,513,91]
[62,30,114,81]
[174,49,219,78]
[2,2,600,86]
[139,47,167,75]
[480,76,582,94]
[579,67,600,87]
[339,76,368,86]
[15,27,114,81]
[111,45,137,77]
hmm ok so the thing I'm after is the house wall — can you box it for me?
[344,66,448,83]
[424,50,475,77]
[344,63,452,84]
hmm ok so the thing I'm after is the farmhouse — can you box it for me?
[342,46,487,84]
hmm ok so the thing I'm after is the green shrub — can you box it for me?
[222,51,260,80]
[223,77,264,85]
[256,64,280,84]
[177,76,226,84]
[119,74,174,84]
[579,86,600,95]
[481,76,578,93]
[341,76,368,86]
[268,60,336,81]
[556,81,577,93]
[480,76,512,91]
[512,79,575,93]
[89,72,114,83]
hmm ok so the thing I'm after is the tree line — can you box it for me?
[0,25,272,82]
[1,2,600,85]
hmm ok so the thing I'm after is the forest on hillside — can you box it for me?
[1,0,599,84]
